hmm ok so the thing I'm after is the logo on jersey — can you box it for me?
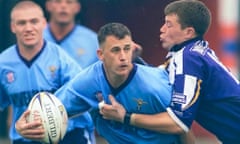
[133,98,147,111]
[77,48,85,56]
[190,41,208,55]
[172,89,200,111]
[172,92,186,104]
[6,71,15,83]
[95,91,103,102]
[49,65,57,77]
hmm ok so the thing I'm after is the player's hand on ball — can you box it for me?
[15,110,45,141]
[100,95,126,123]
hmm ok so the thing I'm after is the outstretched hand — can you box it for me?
[15,110,45,141]
[99,95,126,123]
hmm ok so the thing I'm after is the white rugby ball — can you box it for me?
[27,92,68,144]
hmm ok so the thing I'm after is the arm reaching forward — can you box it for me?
[100,95,183,133]
[100,95,195,144]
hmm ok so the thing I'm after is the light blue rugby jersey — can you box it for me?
[56,61,180,144]
[0,41,86,141]
[44,24,99,69]
[165,37,240,143]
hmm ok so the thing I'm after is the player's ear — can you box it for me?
[42,17,47,29]
[185,27,196,39]
[10,21,16,34]
[97,48,103,61]
[76,1,81,13]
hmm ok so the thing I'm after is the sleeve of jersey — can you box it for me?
[167,50,204,132]
[55,67,99,117]
[55,81,91,117]
[0,86,10,111]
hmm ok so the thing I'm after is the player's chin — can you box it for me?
[23,40,38,47]
[56,18,72,25]
[161,43,172,51]
[116,69,129,76]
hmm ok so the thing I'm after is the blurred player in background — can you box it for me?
[0,1,88,144]
[99,0,240,143]
[43,0,97,143]
[44,0,99,69]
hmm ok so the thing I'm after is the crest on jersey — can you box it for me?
[95,91,103,102]
[133,98,147,111]
[6,71,15,83]
[49,65,57,77]
[77,48,85,56]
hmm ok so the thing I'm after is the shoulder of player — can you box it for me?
[70,61,102,86]
[73,60,102,77]
[44,40,78,62]
[0,45,17,61]
[170,41,210,68]
[183,40,209,57]
[80,60,101,72]
[136,64,167,78]
[44,40,65,53]
[74,25,97,36]
[137,64,162,71]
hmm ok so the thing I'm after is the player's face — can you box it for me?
[98,35,133,77]
[11,8,46,49]
[160,14,190,51]
[46,0,80,25]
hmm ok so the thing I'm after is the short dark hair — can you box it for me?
[164,0,211,36]
[98,23,132,46]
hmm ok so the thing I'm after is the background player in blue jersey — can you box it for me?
[99,0,240,143]
[43,0,97,143]
[44,0,99,69]
[44,0,147,68]
[16,22,183,144]
[0,1,88,144]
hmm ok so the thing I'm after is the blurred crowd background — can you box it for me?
[0,0,239,143]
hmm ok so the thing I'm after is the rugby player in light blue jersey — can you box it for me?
[100,1,240,143]
[44,0,98,143]
[54,23,180,144]
[0,1,86,144]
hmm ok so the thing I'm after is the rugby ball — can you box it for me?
[27,92,68,144]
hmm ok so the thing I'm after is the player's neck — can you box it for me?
[104,65,133,88]
[108,75,127,88]
[18,40,44,61]
[49,21,75,41]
